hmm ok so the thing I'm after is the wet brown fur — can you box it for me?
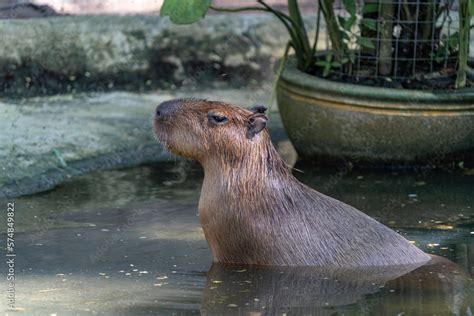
[153,98,431,267]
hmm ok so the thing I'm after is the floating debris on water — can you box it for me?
[433,224,453,230]
[154,282,168,287]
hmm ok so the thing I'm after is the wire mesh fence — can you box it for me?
[314,0,471,89]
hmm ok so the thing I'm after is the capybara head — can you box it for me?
[153,99,269,163]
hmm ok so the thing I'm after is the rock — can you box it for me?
[0,2,60,19]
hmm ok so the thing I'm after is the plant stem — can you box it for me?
[257,0,308,70]
[421,0,434,42]
[287,0,313,70]
[256,1,293,23]
[268,41,292,111]
[307,5,322,72]
[209,4,292,24]
[209,5,268,13]
[378,0,394,76]
[455,0,470,89]
[209,2,305,68]
[312,5,322,56]
[288,0,311,56]
[319,0,344,61]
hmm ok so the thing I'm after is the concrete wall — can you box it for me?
[0,14,298,97]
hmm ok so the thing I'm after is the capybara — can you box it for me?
[153,99,431,267]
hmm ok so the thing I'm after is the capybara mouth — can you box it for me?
[153,99,183,148]
[153,119,171,148]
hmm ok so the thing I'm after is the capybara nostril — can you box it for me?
[155,99,182,119]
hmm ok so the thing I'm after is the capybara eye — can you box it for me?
[208,114,228,124]
[156,110,161,117]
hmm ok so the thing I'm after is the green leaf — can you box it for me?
[448,32,459,48]
[323,65,331,77]
[337,16,346,27]
[469,0,474,16]
[363,3,379,14]
[348,52,356,63]
[288,0,308,39]
[316,61,330,66]
[331,61,342,67]
[343,0,356,16]
[362,19,377,31]
[338,15,356,32]
[344,15,357,30]
[288,0,311,55]
[358,37,376,49]
[160,0,210,24]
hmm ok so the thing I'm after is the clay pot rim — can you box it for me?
[280,56,474,110]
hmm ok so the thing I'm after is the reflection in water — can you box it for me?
[3,162,473,314]
[202,256,472,315]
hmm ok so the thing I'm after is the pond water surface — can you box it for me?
[1,161,473,315]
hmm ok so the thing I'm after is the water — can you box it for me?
[1,161,473,315]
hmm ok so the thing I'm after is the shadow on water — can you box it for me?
[1,161,473,314]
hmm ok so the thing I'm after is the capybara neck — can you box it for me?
[153,98,431,267]
[201,132,293,194]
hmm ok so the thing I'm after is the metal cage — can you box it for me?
[314,0,471,89]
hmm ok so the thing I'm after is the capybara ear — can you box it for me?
[249,105,267,114]
[247,113,268,139]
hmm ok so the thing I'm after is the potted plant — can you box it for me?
[161,0,474,166]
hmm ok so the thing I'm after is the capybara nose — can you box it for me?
[155,99,182,119]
